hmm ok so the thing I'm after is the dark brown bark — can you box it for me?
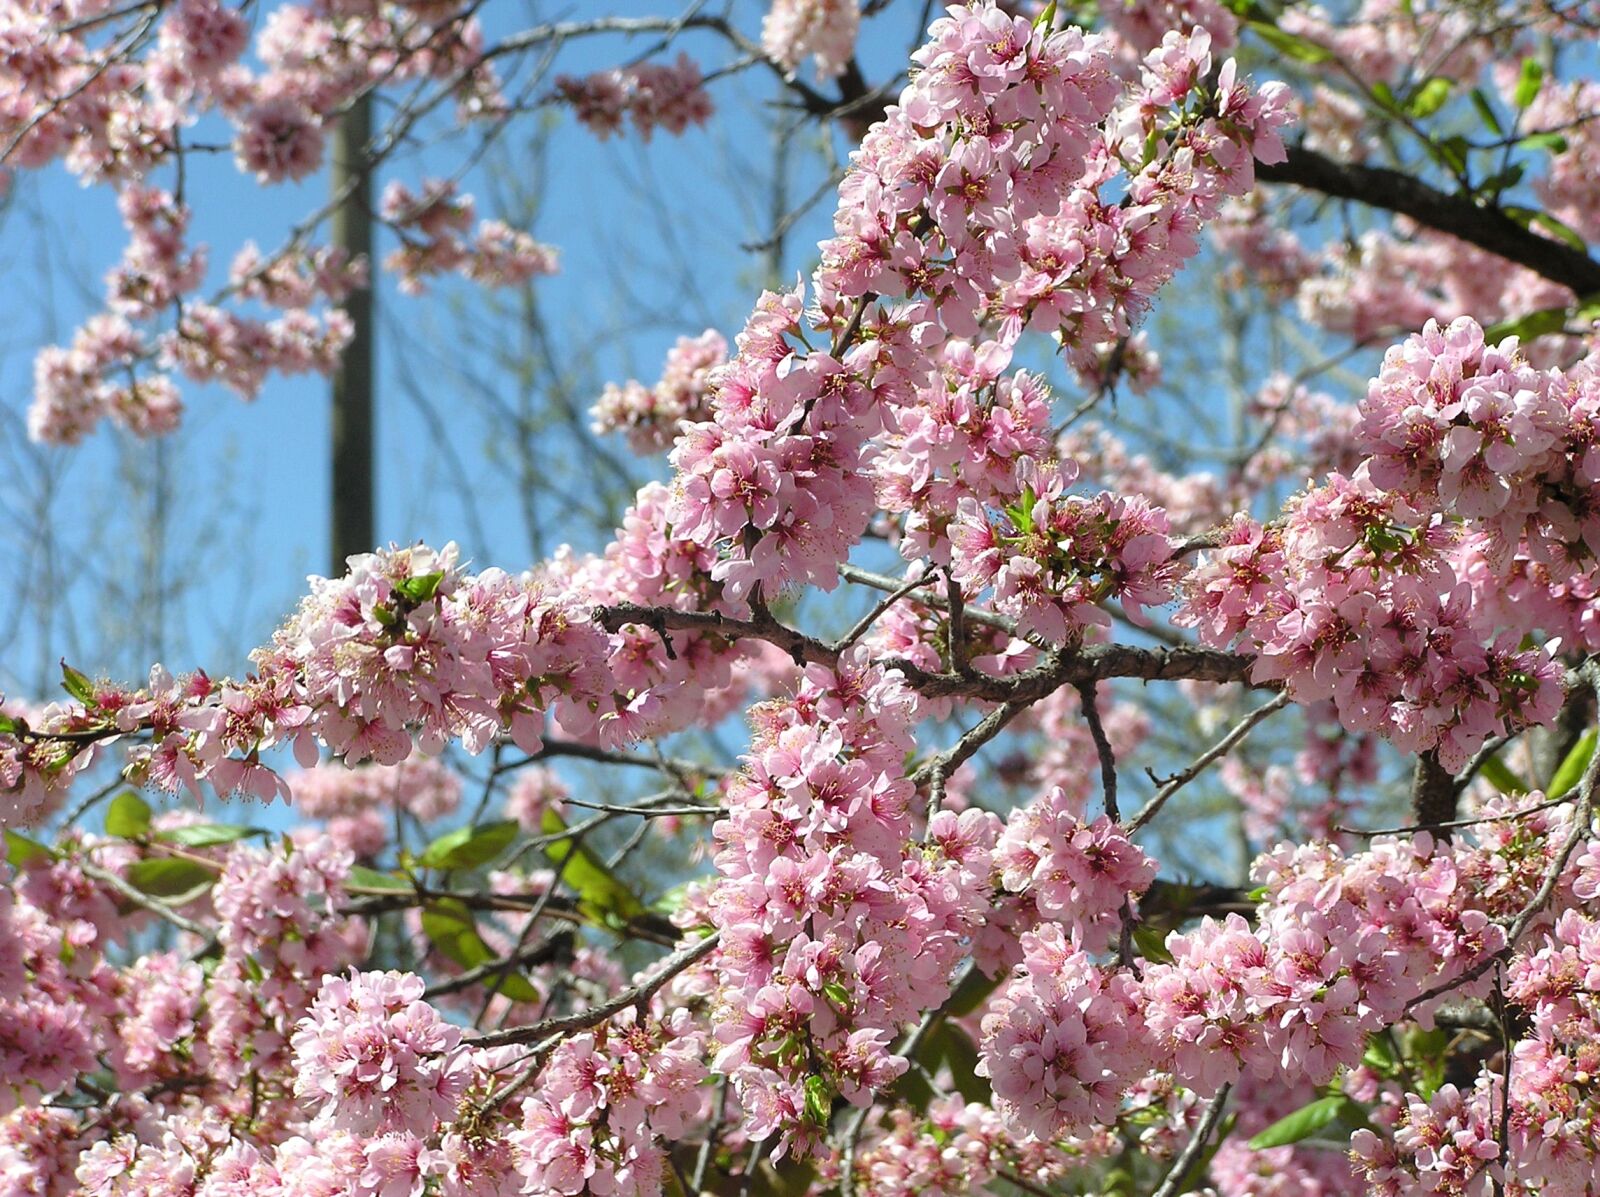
[1258,145,1600,297]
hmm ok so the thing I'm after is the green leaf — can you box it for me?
[61,661,96,705]
[348,865,414,892]
[488,971,541,1002]
[1247,1095,1355,1149]
[1469,88,1504,137]
[5,830,54,866]
[1484,303,1575,342]
[1133,923,1174,964]
[1514,57,1545,110]
[421,898,494,967]
[104,791,153,839]
[802,1074,832,1126]
[394,571,445,604]
[945,967,1002,1018]
[419,820,520,871]
[1532,210,1589,251]
[1548,729,1597,799]
[1246,20,1333,63]
[1362,1032,1400,1077]
[1371,81,1401,113]
[1516,131,1569,155]
[926,1023,989,1104]
[1406,77,1453,119]
[649,880,693,916]
[126,857,217,900]
[0,712,21,736]
[157,823,262,848]
[1478,754,1529,796]
[1405,1026,1450,1098]
[1537,215,1589,252]
[418,899,540,1001]
[1478,163,1525,196]
[1429,133,1470,175]
[540,810,645,927]
[1032,0,1056,30]
[1141,126,1161,170]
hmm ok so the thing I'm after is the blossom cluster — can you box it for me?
[0,543,615,825]
[666,7,1290,606]
[555,54,713,142]
[513,1006,707,1196]
[951,460,1181,643]
[382,180,560,296]
[591,330,729,453]
[1178,471,1565,772]
[704,653,1000,1158]
[762,0,861,83]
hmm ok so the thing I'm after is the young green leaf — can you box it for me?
[1531,210,1589,251]
[926,1023,990,1104]
[1483,303,1575,343]
[1477,163,1525,197]
[802,1074,832,1126]
[394,570,445,604]
[1469,88,1504,137]
[1514,57,1545,110]
[1246,20,1333,64]
[1406,77,1453,119]
[104,791,153,839]
[157,823,263,848]
[1362,1032,1400,1078]
[5,830,55,866]
[1133,923,1175,964]
[945,967,1003,1018]
[1247,1094,1355,1149]
[540,809,645,926]
[1547,729,1597,799]
[419,819,519,871]
[1405,1026,1451,1098]
[126,857,217,899]
[1477,754,1529,796]
[421,898,494,968]
[1516,131,1569,155]
[347,865,415,892]
[61,661,96,705]
[487,970,541,1002]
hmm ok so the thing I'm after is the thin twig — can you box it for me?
[471,929,720,1048]
[1129,693,1291,833]
[1148,1083,1233,1197]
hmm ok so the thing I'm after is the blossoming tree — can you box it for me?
[5,2,1600,1196]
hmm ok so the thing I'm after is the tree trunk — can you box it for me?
[330,96,375,575]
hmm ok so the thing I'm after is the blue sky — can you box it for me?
[1,0,938,691]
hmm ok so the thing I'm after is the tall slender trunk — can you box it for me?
[330,96,375,574]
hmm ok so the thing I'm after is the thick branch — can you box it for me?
[1258,145,1600,296]
[1410,750,1460,837]
[595,603,1257,699]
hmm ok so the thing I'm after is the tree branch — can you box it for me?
[471,929,720,1048]
[1258,144,1600,296]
